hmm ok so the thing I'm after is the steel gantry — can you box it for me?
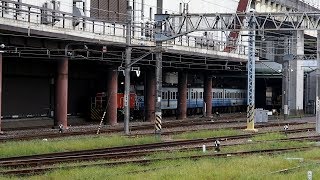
[154,11,320,132]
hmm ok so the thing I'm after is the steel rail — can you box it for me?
[0,146,315,176]
[0,127,315,164]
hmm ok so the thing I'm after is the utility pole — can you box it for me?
[246,10,256,131]
[282,55,292,121]
[317,30,320,133]
[124,4,132,135]
[155,0,163,135]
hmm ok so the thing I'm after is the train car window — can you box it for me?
[162,92,165,99]
[165,92,168,99]
[196,92,198,99]
[219,92,222,98]
[187,92,189,99]
[136,90,144,96]
[200,92,203,99]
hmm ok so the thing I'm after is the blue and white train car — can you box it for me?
[135,85,246,115]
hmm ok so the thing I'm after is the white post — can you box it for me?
[202,145,206,153]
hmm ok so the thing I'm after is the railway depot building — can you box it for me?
[0,0,319,130]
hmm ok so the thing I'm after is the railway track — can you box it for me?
[0,128,316,170]
[0,118,310,142]
[0,145,315,176]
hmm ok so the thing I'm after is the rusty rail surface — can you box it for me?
[0,128,316,171]
[0,146,314,176]
[0,118,309,142]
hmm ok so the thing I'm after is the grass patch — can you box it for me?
[224,141,310,153]
[172,129,241,140]
[252,132,287,141]
[0,135,160,158]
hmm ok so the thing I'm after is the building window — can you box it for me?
[15,0,22,16]
[2,2,9,14]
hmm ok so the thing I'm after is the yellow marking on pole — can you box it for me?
[246,105,257,132]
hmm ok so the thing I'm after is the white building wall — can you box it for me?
[130,0,240,43]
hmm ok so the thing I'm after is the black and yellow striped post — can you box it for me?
[247,105,255,130]
[155,112,162,135]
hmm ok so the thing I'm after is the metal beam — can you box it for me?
[155,12,320,42]
[246,14,256,131]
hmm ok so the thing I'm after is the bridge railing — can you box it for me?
[0,0,248,56]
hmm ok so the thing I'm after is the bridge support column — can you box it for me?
[178,71,187,120]
[289,30,304,116]
[145,70,156,122]
[106,69,118,126]
[55,57,68,129]
[204,74,212,117]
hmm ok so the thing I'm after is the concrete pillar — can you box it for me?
[204,74,212,117]
[145,70,156,122]
[106,69,118,126]
[0,53,2,134]
[177,71,187,119]
[271,2,277,12]
[255,0,261,12]
[55,57,68,128]
[266,0,272,12]
[289,30,304,115]
[261,0,266,12]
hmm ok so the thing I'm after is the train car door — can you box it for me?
[167,90,170,107]
[195,91,198,107]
